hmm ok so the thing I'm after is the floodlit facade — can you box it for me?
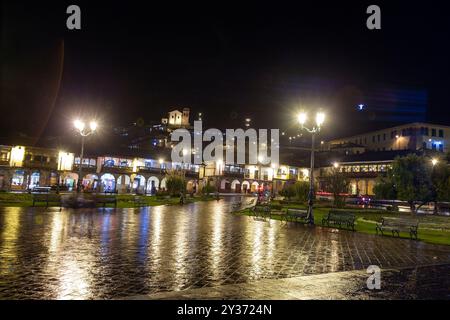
[329,123,449,153]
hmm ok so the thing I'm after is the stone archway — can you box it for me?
[186,180,197,194]
[132,175,146,194]
[250,181,259,193]
[160,177,167,191]
[146,176,160,195]
[60,172,78,191]
[83,174,99,192]
[100,173,115,193]
[11,169,27,190]
[29,171,40,189]
[231,179,241,193]
[220,179,231,192]
[117,175,131,194]
[242,181,250,194]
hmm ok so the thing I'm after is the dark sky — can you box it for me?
[1,1,450,142]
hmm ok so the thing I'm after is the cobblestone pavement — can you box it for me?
[1,198,450,299]
[131,264,450,300]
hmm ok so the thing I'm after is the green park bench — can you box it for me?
[95,196,117,208]
[376,217,419,240]
[283,208,308,223]
[32,193,61,208]
[251,205,271,219]
[322,210,356,231]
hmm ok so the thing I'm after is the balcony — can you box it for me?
[0,160,9,167]
[100,165,133,174]
[137,166,164,174]
[23,160,58,170]
[222,170,244,178]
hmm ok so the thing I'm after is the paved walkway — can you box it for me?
[129,263,450,300]
[1,201,450,299]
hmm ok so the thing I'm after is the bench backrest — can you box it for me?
[287,208,307,215]
[381,217,418,227]
[253,205,270,212]
[328,210,356,220]
[97,197,116,202]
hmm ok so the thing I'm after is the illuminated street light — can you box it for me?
[74,119,85,131]
[73,118,98,192]
[298,112,307,126]
[432,158,438,166]
[316,112,325,127]
[90,121,98,131]
[297,110,326,225]
[333,162,339,168]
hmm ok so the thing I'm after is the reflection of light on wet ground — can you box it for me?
[209,206,225,280]
[56,255,92,300]
[49,213,65,253]
[329,239,340,273]
[149,206,163,264]
[249,220,264,278]
[1,199,450,300]
[173,207,188,290]
[0,208,20,275]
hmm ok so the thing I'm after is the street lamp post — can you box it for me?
[74,119,97,193]
[298,111,325,225]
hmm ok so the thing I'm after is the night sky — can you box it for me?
[1,1,450,143]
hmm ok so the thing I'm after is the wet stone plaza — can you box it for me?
[1,197,450,299]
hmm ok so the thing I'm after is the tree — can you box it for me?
[390,154,433,214]
[373,174,397,200]
[430,161,450,214]
[323,167,349,207]
[280,184,296,201]
[293,181,309,202]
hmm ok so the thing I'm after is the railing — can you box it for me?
[100,165,133,173]
[137,166,164,174]
[0,160,9,166]
[223,170,245,178]
[23,160,58,170]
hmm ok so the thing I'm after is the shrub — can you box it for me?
[165,173,186,197]
[201,183,216,196]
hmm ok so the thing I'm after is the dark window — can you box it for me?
[423,142,427,149]
[439,144,444,152]
[432,128,436,137]
[364,137,367,144]
[372,136,375,142]
[439,129,444,138]
[425,127,429,136]
[432,143,436,150]
[377,134,380,142]
[383,133,386,141]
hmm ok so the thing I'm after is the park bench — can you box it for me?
[251,205,271,219]
[95,196,117,208]
[134,196,147,207]
[375,217,419,240]
[283,208,308,223]
[322,210,356,231]
[32,193,61,208]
